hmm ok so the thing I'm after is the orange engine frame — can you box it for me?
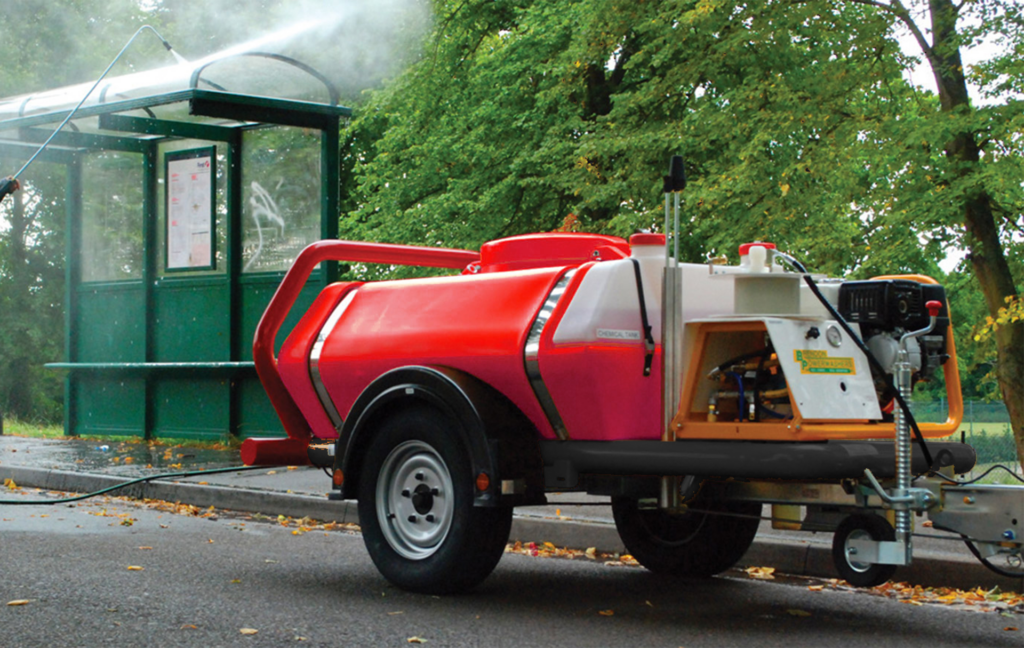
[670,275,963,442]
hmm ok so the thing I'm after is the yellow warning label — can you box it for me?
[793,349,856,375]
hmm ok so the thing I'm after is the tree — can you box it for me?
[343,0,1023,460]
[840,0,1023,461]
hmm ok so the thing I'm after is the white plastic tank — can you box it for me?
[553,234,735,344]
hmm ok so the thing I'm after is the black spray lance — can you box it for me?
[0,25,185,205]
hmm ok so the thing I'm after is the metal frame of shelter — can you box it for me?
[0,88,350,440]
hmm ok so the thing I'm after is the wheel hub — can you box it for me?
[411,483,435,514]
[376,440,455,560]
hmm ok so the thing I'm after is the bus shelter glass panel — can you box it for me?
[241,127,321,273]
[81,151,144,282]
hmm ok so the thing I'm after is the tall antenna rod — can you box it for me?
[660,155,687,510]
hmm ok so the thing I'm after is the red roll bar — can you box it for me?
[253,239,480,443]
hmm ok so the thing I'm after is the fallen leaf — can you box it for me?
[787,609,811,617]
[239,628,259,635]
[230,579,242,584]
[1004,627,1019,632]
[807,585,824,591]
[127,566,144,571]
[744,566,776,580]
[180,624,197,630]
[407,637,427,644]
[387,611,404,616]
[138,546,153,550]
[7,599,31,606]
[598,610,614,616]
[3,478,17,490]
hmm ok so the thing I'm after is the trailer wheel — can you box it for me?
[831,514,897,587]
[357,407,512,594]
[611,497,760,577]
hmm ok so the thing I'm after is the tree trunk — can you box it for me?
[927,0,1024,464]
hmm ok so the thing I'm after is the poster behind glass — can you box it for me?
[165,147,216,271]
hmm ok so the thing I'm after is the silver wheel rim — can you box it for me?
[845,529,873,573]
[376,440,455,560]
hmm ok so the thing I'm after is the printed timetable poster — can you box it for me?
[165,147,216,271]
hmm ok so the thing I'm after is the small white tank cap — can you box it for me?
[747,244,768,273]
[738,241,776,272]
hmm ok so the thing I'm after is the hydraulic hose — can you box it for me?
[0,464,271,506]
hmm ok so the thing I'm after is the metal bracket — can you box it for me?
[862,468,937,510]
[847,538,912,566]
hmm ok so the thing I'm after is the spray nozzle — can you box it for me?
[0,177,20,205]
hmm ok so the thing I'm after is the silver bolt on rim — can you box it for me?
[376,440,455,560]
[845,529,873,573]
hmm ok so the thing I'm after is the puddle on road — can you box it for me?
[0,435,242,477]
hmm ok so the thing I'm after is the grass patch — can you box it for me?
[2,419,64,439]
[965,461,1024,485]
[958,422,1013,436]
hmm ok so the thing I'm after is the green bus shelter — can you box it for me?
[0,55,351,440]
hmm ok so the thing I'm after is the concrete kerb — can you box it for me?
[2,464,1021,593]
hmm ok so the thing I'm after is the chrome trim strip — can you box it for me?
[524,270,575,441]
[309,290,357,431]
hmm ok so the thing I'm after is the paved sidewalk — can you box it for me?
[1,434,1020,592]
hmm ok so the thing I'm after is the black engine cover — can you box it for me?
[838,280,948,332]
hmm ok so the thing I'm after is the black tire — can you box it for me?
[357,407,512,594]
[611,496,760,577]
[831,514,898,587]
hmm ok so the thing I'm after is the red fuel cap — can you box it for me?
[738,242,776,255]
[630,233,666,246]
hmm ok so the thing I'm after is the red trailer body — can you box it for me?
[242,231,1012,596]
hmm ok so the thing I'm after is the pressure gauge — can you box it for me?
[826,325,843,348]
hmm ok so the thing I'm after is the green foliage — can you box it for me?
[342,0,961,276]
[0,163,67,421]
[969,426,1019,466]
[0,0,158,97]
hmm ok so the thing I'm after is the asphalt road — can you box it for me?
[1,489,1020,648]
